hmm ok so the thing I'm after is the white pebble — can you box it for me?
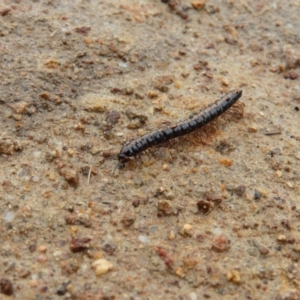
[31,274,38,280]
[212,227,223,235]
[33,151,42,158]
[5,211,14,222]
[32,176,40,182]
[138,235,149,244]
[190,292,198,300]
[5,195,14,201]
[53,251,62,260]
[119,62,127,68]
[92,259,113,276]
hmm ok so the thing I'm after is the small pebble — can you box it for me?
[56,281,71,296]
[12,114,22,121]
[120,211,136,227]
[168,230,176,240]
[147,90,158,99]
[70,237,91,253]
[93,251,103,259]
[212,233,230,252]
[207,267,225,286]
[0,138,22,155]
[179,224,193,237]
[58,167,79,187]
[74,122,85,131]
[254,189,262,200]
[275,289,300,300]
[197,200,212,214]
[81,93,108,112]
[19,269,31,279]
[219,158,233,167]
[284,71,298,80]
[10,101,29,114]
[227,270,241,284]
[253,239,269,256]
[4,212,14,222]
[293,244,300,253]
[138,235,149,244]
[191,0,206,10]
[183,254,198,268]
[84,37,93,44]
[29,244,37,253]
[189,292,198,300]
[132,199,140,207]
[256,188,268,197]
[38,245,47,253]
[277,234,287,243]
[106,110,120,125]
[31,175,40,182]
[294,152,300,161]
[248,125,258,133]
[29,280,39,288]
[92,259,113,276]
[100,239,117,255]
[154,247,174,269]
[163,189,175,200]
[247,247,259,257]
[3,109,12,118]
[286,182,294,188]
[174,81,182,89]
[40,92,51,100]
[194,63,204,70]
[157,200,173,216]
[153,75,175,86]
[36,254,48,264]
[181,72,190,78]
[162,163,170,171]
[0,278,14,295]
[221,77,229,86]
[119,61,127,68]
[235,185,246,197]
[175,267,185,278]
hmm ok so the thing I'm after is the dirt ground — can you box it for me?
[0,0,300,299]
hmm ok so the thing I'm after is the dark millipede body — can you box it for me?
[117,89,243,164]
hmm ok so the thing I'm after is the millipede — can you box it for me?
[116,89,243,169]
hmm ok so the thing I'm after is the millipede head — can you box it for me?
[118,153,130,164]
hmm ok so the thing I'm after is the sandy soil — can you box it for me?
[0,0,300,299]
